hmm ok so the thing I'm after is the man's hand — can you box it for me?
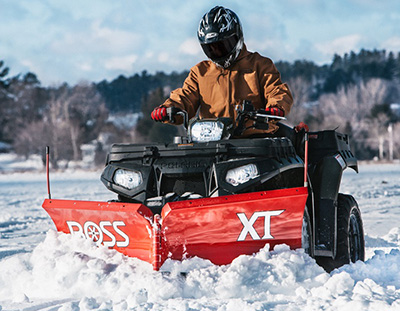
[151,106,168,122]
[265,107,285,117]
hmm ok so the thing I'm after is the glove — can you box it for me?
[151,106,168,122]
[295,122,309,132]
[265,107,285,117]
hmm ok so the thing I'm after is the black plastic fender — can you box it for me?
[310,154,346,257]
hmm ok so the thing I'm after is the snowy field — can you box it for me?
[0,164,399,310]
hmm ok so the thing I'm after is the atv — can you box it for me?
[42,102,365,272]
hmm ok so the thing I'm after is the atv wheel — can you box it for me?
[302,207,313,257]
[317,194,365,272]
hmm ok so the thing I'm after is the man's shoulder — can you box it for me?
[237,49,276,73]
[191,60,219,76]
[244,49,273,64]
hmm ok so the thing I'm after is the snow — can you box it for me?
[0,153,44,173]
[0,164,399,310]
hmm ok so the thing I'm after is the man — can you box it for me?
[151,6,293,137]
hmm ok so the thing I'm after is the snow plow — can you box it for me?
[42,102,365,272]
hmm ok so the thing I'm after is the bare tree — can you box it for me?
[286,76,311,124]
[365,113,390,160]
[39,86,74,167]
[314,78,396,159]
[358,78,388,109]
[13,82,108,168]
[47,82,108,162]
[317,78,389,130]
[392,123,400,159]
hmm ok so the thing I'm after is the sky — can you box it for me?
[1,0,400,86]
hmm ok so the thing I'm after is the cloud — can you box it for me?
[382,37,400,52]
[179,38,202,56]
[315,34,363,57]
[79,62,92,72]
[104,55,138,71]
[51,21,142,55]
[2,0,399,85]
[157,52,172,64]
[20,59,39,74]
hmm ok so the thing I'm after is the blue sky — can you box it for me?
[1,0,399,85]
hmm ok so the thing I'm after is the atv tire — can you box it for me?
[302,207,313,257]
[316,194,365,272]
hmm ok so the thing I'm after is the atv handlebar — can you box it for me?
[166,107,188,129]
[236,101,286,122]
[251,111,286,121]
[233,101,286,136]
[166,101,286,133]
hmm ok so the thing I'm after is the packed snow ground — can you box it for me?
[0,164,399,310]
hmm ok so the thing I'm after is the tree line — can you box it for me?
[0,49,399,168]
[278,50,400,160]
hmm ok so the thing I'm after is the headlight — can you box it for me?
[113,169,142,190]
[225,164,259,186]
[190,120,225,142]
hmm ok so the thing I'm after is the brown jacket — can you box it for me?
[162,45,293,135]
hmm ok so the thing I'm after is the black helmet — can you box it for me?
[198,6,244,68]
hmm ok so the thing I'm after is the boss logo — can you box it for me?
[67,220,129,248]
[237,210,284,241]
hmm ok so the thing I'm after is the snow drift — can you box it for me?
[0,164,399,310]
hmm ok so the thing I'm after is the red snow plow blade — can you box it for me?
[43,187,308,270]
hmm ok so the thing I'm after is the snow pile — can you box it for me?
[0,164,399,310]
[0,230,400,310]
[384,227,400,246]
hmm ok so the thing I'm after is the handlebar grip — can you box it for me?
[255,109,286,121]
[166,107,188,129]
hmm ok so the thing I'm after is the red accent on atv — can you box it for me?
[42,187,307,270]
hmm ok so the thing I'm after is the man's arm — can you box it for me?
[160,67,201,123]
[260,60,293,116]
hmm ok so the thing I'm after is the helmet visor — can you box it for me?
[201,35,239,60]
